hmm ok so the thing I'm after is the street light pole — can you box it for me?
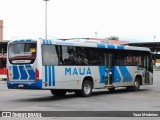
[154,34,156,42]
[44,0,49,40]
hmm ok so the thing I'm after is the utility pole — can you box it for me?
[43,0,50,40]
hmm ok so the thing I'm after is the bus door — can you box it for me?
[144,55,152,84]
[104,53,113,85]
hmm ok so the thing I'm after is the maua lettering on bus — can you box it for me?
[65,67,92,75]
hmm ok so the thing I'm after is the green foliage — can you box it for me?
[107,36,119,40]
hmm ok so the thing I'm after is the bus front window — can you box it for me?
[8,42,37,64]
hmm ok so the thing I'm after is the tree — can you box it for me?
[107,36,119,40]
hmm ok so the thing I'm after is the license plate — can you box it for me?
[18,84,24,88]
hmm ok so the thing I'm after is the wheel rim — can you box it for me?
[134,81,139,89]
[84,83,91,95]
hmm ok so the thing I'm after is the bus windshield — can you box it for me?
[8,42,37,64]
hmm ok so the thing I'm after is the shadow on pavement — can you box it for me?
[12,88,150,102]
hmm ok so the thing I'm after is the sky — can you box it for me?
[0,0,160,42]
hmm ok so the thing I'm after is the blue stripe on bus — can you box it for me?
[44,40,46,44]
[26,65,35,80]
[49,40,51,44]
[12,65,35,80]
[107,44,115,49]
[47,66,50,86]
[19,66,28,80]
[97,44,106,48]
[13,40,18,43]
[45,66,48,86]
[49,66,51,86]
[19,40,25,42]
[112,66,121,83]
[117,45,124,50]
[26,39,32,42]
[44,66,55,87]
[43,40,48,44]
[119,66,132,82]
[46,66,48,86]
[98,66,105,83]
[46,40,49,44]
[49,40,52,44]
[13,66,20,79]
[43,40,45,44]
[52,66,55,86]
[13,39,32,43]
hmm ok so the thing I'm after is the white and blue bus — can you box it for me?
[7,38,153,97]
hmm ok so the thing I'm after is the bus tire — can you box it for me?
[50,90,67,97]
[129,78,140,91]
[75,80,92,97]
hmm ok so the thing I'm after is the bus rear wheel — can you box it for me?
[51,90,67,97]
[75,80,92,97]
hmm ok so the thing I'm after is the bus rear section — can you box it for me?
[7,40,42,89]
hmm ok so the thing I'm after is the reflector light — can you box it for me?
[6,68,9,80]
[34,68,39,81]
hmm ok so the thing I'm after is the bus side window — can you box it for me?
[42,45,59,66]
[86,48,104,66]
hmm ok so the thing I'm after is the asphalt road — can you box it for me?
[0,71,160,120]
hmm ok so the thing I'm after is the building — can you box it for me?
[128,42,160,53]
[0,20,3,41]
[0,41,8,80]
[64,38,129,45]
[88,38,129,45]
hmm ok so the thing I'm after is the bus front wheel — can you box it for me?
[51,90,67,97]
[75,80,92,97]
[133,78,140,91]
[127,78,140,91]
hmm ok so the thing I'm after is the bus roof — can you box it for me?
[9,38,151,52]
